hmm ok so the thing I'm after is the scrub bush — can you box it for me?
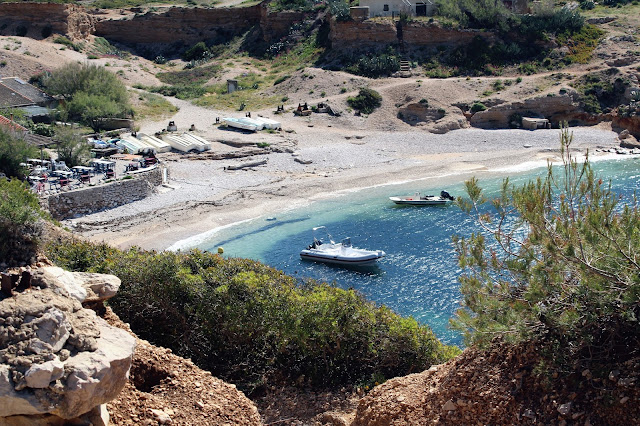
[453,128,640,375]
[347,88,382,114]
[46,242,459,393]
[0,178,47,264]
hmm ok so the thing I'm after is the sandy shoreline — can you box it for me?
[65,103,624,252]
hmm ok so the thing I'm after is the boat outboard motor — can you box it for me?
[309,239,323,249]
[441,190,454,201]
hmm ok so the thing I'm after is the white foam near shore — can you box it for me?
[167,218,255,252]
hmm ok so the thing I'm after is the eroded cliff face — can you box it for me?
[329,19,494,49]
[0,3,94,39]
[613,114,640,138]
[93,6,262,47]
[0,2,306,50]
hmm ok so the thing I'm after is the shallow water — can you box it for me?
[179,157,640,347]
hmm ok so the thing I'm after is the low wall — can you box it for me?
[46,167,163,220]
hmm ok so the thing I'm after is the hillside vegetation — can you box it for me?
[453,128,640,377]
[44,239,460,394]
[119,0,612,113]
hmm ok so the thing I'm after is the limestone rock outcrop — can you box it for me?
[614,114,640,139]
[469,94,584,129]
[0,267,135,425]
[31,266,121,304]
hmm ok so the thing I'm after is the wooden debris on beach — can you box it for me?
[224,159,268,170]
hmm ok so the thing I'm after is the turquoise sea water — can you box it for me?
[179,157,640,347]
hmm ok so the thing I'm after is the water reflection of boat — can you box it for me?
[300,226,385,266]
[389,190,455,206]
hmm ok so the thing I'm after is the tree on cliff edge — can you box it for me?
[44,63,132,132]
[452,127,640,373]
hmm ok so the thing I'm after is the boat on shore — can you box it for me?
[389,190,455,206]
[300,226,385,266]
[223,117,265,132]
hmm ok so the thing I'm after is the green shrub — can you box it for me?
[0,128,37,180]
[270,0,313,12]
[274,75,290,85]
[45,242,459,392]
[53,36,80,52]
[157,64,221,86]
[470,102,487,113]
[346,53,400,78]
[149,85,207,100]
[0,178,47,265]
[183,41,210,62]
[347,88,382,114]
[452,128,640,375]
[328,0,351,21]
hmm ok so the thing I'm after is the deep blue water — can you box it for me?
[180,157,640,347]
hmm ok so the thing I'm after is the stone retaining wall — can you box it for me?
[329,19,494,48]
[46,167,163,220]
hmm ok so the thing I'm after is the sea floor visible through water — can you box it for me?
[172,156,640,347]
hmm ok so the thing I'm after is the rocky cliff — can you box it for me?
[0,3,95,39]
[93,6,261,48]
[329,19,494,49]
[0,2,307,53]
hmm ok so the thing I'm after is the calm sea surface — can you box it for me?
[177,157,640,347]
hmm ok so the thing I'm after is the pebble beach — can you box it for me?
[66,97,622,253]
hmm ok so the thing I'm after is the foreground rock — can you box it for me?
[0,267,135,425]
[102,309,262,425]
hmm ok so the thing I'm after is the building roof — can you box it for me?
[0,77,53,105]
[0,83,32,108]
[25,133,54,147]
[0,115,54,147]
[0,114,28,132]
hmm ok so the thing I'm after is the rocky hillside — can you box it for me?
[352,342,640,425]
[102,309,262,425]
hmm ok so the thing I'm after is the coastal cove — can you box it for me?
[169,155,640,346]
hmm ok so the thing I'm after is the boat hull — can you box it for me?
[389,196,449,206]
[300,250,384,266]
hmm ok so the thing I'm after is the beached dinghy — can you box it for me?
[300,226,385,266]
[389,190,455,206]
[223,117,264,132]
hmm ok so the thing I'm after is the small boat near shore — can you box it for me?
[389,190,455,206]
[300,226,385,266]
[223,117,265,132]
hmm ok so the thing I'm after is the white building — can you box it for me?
[358,0,436,18]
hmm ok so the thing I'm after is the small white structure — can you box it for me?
[137,133,172,153]
[253,116,281,130]
[522,117,550,130]
[359,0,435,17]
[162,133,211,152]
